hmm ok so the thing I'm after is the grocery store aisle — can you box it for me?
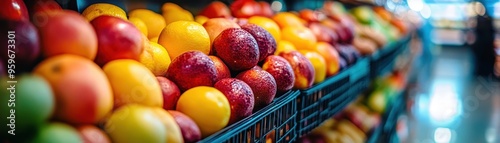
[406,46,500,143]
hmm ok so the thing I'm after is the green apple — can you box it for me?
[0,74,54,138]
[366,89,387,113]
[104,104,167,143]
[32,122,83,143]
[351,6,374,25]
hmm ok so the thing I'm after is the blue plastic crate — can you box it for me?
[297,57,370,137]
[369,35,412,79]
[200,90,300,143]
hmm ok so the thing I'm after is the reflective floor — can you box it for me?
[406,46,500,143]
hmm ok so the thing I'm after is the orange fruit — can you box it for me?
[281,26,317,50]
[314,42,340,76]
[272,12,305,28]
[139,41,171,76]
[82,3,127,21]
[248,16,281,41]
[128,17,148,37]
[299,50,327,84]
[274,40,297,55]
[158,21,210,60]
[129,9,166,39]
[161,2,183,12]
[33,54,113,124]
[162,9,194,25]
[176,86,230,137]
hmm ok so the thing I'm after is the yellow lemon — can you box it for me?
[158,21,210,60]
[195,15,209,25]
[275,40,297,55]
[139,42,171,76]
[129,9,166,39]
[162,9,194,25]
[82,3,127,21]
[161,2,183,12]
[103,59,163,108]
[128,17,148,37]
[176,86,230,137]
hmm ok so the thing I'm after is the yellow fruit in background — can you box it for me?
[162,9,194,25]
[272,12,304,28]
[281,26,317,50]
[176,86,230,137]
[150,37,159,43]
[158,21,210,60]
[139,42,171,76]
[82,3,127,21]
[103,59,163,108]
[274,40,297,55]
[129,9,166,39]
[299,50,327,84]
[128,17,148,37]
[161,2,183,12]
[151,108,183,143]
[195,15,209,24]
[248,16,281,41]
[105,104,167,143]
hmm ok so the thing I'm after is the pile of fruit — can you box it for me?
[298,71,407,143]
[0,0,409,142]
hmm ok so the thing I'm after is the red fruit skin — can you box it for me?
[236,67,277,111]
[156,77,181,110]
[166,51,217,92]
[213,28,259,71]
[262,55,295,94]
[168,110,202,143]
[0,0,29,21]
[91,16,144,66]
[231,0,261,18]
[309,23,339,46]
[214,78,255,124]
[241,24,277,62]
[209,56,231,82]
[259,1,273,17]
[0,20,41,72]
[199,1,232,18]
[279,51,315,89]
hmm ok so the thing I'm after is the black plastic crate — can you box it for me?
[369,35,411,79]
[200,90,300,143]
[297,57,370,136]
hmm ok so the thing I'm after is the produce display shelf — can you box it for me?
[297,57,370,137]
[369,34,412,79]
[367,90,406,143]
[200,90,300,143]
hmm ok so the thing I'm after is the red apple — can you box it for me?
[209,56,231,82]
[241,23,277,62]
[90,15,144,66]
[202,18,240,53]
[168,110,202,143]
[166,51,217,91]
[309,23,339,46]
[0,20,41,72]
[213,28,259,71]
[279,51,315,89]
[0,0,29,21]
[157,77,181,110]
[262,55,295,94]
[214,78,255,124]
[231,0,261,18]
[199,1,232,19]
[236,67,276,111]
[259,1,273,17]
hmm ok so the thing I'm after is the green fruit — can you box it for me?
[0,74,55,137]
[105,104,167,143]
[32,122,83,143]
[351,6,374,25]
